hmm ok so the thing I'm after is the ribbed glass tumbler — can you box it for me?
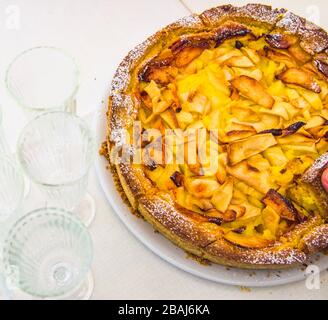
[0,156,25,224]
[6,46,79,119]
[17,111,96,226]
[0,106,10,155]
[3,208,93,299]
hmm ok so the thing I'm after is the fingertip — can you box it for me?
[321,168,328,192]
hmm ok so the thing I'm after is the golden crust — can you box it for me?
[302,153,328,216]
[200,4,286,29]
[106,4,328,269]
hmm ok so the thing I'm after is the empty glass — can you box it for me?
[3,207,93,299]
[0,106,10,155]
[6,46,79,119]
[0,156,25,224]
[17,111,96,226]
[0,273,11,300]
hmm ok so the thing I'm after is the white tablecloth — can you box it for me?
[0,0,327,299]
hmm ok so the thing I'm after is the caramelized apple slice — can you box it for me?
[140,65,177,85]
[277,68,321,93]
[227,133,277,166]
[185,178,219,199]
[220,130,256,143]
[150,67,176,85]
[139,91,153,109]
[170,37,212,54]
[288,45,312,64]
[214,22,251,47]
[241,47,260,64]
[264,48,296,68]
[277,133,315,145]
[223,55,254,68]
[265,33,296,49]
[152,100,171,114]
[191,198,214,212]
[262,206,280,237]
[170,171,184,187]
[206,208,236,223]
[224,232,275,249]
[228,204,246,219]
[170,37,213,68]
[216,49,243,64]
[263,146,288,167]
[231,76,275,108]
[227,161,277,194]
[160,108,179,129]
[230,87,240,100]
[283,122,306,136]
[232,67,263,81]
[262,189,299,222]
[304,115,327,129]
[262,121,307,137]
[211,178,234,213]
[216,153,228,184]
[175,47,204,67]
[314,59,328,78]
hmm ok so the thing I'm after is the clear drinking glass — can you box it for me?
[17,111,96,226]
[3,207,93,299]
[0,106,10,155]
[6,46,79,119]
[0,273,11,300]
[0,156,25,224]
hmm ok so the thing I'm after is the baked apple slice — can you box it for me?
[227,160,277,194]
[224,232,275,249]
[170,37,213,68]
[288,45,312,64]
[262,206,280,237]
[304,115,327,130]
[220,130,256,143]
[211,178,234,213]
[314,59,328,78]
[223,55,254,68]
[231,76,275,108]
[241,47,260,64]
[175,47,204,67]
[227,133,277,166]
[228,205,246,219]
[277,68,321,93]
[265,33,296,49]
[206,208,237,223]
[160,108,179,129]
[264,48,296,68]
[216,153,228,184]
[185,178,219,199]
[262,189,299,222]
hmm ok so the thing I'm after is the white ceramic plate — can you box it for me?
[94,106,328,287]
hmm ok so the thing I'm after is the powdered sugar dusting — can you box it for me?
[173,14,203,29]
[276,12,302,33]
[302,225,328,253]
[110,37,156,95]
[303,152,328,183]
[110,128,126,146]
[201,4,285,27]
[140,195,217,246]
[239,4,286,24]
[110,93,136,132]
[106,4,328,268]
[239,247,306,265]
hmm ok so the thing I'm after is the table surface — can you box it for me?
[0,0,327,300]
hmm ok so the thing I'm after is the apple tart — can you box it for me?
[104,4,328,269]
